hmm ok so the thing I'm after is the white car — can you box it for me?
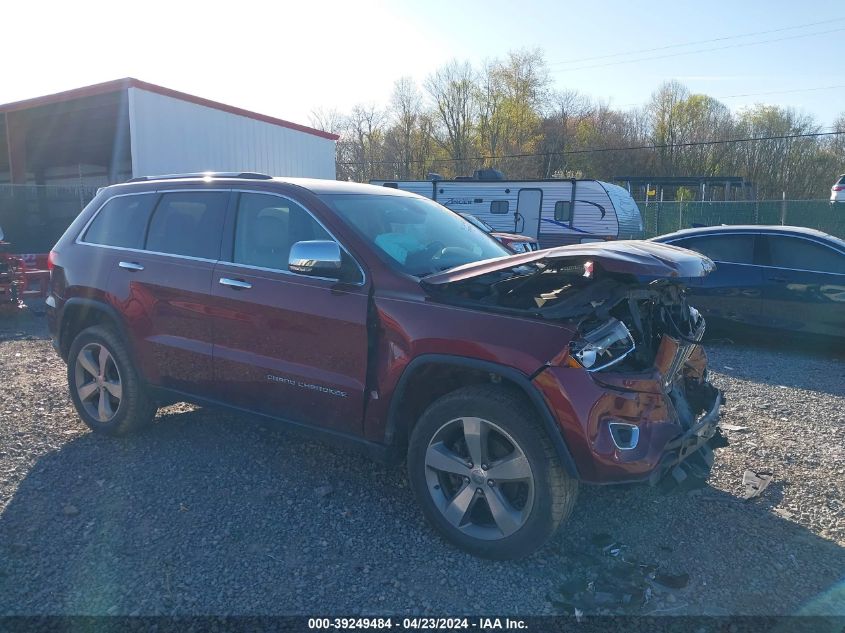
[832,174,845,204]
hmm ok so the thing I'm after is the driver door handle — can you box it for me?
[118,261,144,272]
[219,277,252,290]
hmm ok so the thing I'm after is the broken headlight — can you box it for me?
[569,318,636,372]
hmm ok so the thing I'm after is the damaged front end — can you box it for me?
[422,241,726,487]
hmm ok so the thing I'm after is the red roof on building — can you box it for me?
[0,78,339,141]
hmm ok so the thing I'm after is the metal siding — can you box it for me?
[566,181,618,237]
[600,181,644,238]
[438,182,522,233]
[128,88,336,179]
[127,88,140,178]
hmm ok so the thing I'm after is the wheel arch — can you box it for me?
[386,354,580,479]
[58,298,131,361]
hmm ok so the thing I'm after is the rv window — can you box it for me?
[490,200,509,214]
[554,201,572,223]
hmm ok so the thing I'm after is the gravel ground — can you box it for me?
[0,306,843,617]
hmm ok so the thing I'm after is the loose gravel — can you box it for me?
[0,307,843,616]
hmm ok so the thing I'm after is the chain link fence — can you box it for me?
[0,185,98,253]
[2,184,844,252]
[640,199,845,239]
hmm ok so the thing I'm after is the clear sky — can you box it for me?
[2,0,844,127]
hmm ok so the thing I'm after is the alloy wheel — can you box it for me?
[424,416,535,540]
[74,342,123,423]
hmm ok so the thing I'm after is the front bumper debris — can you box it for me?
[649,387,726,488]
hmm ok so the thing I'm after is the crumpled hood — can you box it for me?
[490,231,535,242]
[422,240,715,285]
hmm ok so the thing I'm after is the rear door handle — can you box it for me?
[769,276,788,283]
[118,261,144,272]
[219,277,252,290]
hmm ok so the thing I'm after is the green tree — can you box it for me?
[734,105,823,198]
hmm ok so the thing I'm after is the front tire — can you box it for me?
[67,325,156,436]
[407,385,578,559]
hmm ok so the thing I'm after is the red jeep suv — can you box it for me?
[46,173,724,559]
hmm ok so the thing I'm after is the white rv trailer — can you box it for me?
[370,176,643,248]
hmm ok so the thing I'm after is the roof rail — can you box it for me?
[126,172,273,183]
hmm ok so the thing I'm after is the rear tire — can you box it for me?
[67,325,156,436]
[407,384,578,559]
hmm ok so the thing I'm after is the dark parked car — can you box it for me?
[651,226,845,340]
[458,212,539,253]
[46,173,723,559]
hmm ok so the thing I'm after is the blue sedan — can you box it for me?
[650,226,845,340]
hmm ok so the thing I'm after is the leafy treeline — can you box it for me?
[311,49,845,199]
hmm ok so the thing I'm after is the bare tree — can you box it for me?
[648,80,690,176]
[476,59,507,168]
[340,103,387,182]
[826,112,845,176]
[424,60,477,175]
[539,89,592,177]
[323,52,839,199]
[388,77,423,180]
[309,107,345,136]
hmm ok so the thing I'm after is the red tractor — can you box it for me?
[0,226,27,311]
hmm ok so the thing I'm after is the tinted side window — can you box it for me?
[554,201,572,222]
[766,236,845,274]
[233,193,331,270]
[145,192,228,259]
[673,235,755,265]
[82,194,156,249]
[490,200,509,214]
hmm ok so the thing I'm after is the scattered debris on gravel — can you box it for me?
[741,469,774,500]
[1,307,843,616]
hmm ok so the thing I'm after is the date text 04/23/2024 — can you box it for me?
[307,617,528,630]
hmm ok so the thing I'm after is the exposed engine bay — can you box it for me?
[423,257,706,374]
[420,241,726,489]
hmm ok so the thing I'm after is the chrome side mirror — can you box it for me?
[288,240,342,278]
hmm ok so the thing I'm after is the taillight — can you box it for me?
[833,185,845,192]
[47,250,57,271]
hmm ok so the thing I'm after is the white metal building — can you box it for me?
[0,78,338,187]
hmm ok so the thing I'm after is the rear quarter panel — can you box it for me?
[48,192,118,342]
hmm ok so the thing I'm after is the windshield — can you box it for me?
[459,213,494,233]
[322,194,510,276]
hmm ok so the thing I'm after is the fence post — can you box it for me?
[77,164,86,211]
[780,191,787,225]
[657,188,663,233]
